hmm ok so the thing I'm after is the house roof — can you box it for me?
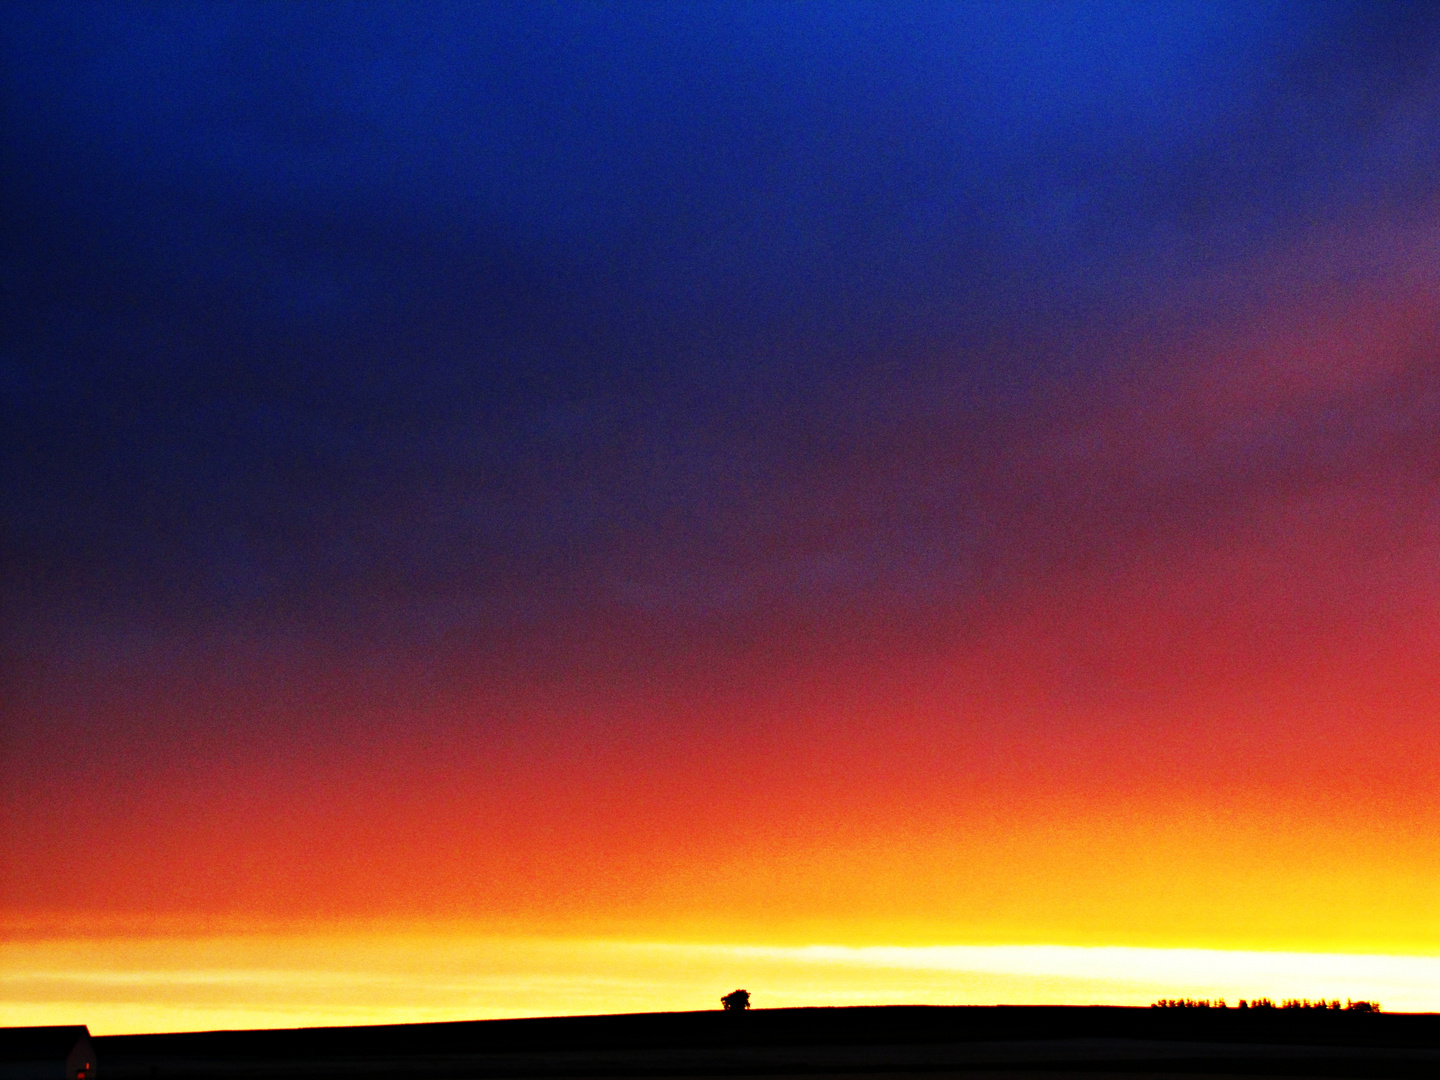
[0,1027,92,1063]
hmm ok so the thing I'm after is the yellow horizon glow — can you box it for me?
[4,932,1436,1035]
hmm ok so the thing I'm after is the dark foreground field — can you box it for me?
[94,1006,1440,1080]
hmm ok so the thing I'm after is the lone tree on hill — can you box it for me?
[721,989,751,1011]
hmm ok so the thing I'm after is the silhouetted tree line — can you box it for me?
[1152,998,1380,1011]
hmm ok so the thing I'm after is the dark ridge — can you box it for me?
[94,1006,1440,1056]
[90,1005,1440,1079]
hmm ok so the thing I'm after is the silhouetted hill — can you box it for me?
[93,1005,1440,1080]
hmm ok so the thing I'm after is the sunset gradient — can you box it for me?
[4,2,1439,1031]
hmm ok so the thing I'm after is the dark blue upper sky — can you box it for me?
[5,2,1440,665]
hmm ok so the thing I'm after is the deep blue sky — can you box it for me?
[5,2,1440,664]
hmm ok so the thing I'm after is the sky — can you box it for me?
[3,1,1439,1030]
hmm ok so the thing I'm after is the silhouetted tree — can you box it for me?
[1214,997,1377,1012]
[721,989,751,1011]
[1152,999,1226,1009]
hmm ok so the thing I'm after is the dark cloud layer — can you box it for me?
[5,1,1440,660]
